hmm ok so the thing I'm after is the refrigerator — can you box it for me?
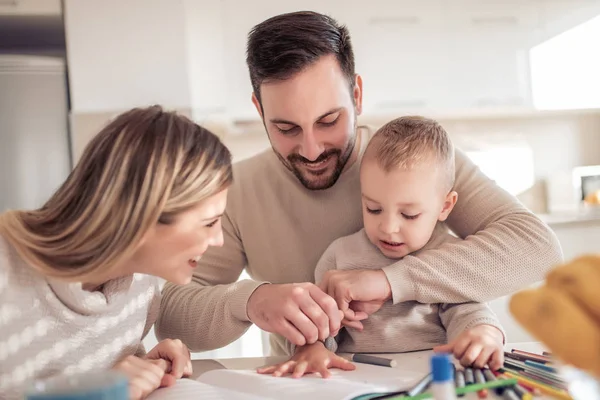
[0,54,71,212]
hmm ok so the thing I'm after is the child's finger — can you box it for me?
[331,356,356,372]
[473,346,494,369]
[256,364,278,374]
[318,365,333,379]
[460,343,483,366]
[273,361,296,377]
[433,343,454,353]
[452,338,472,361]
[292,361,309,379]
[341,318,364,330]
[489,348,504,371]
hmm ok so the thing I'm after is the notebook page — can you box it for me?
[198,364,424,400]
[146,378,264,400]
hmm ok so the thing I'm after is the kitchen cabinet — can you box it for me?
[0,0,60,16]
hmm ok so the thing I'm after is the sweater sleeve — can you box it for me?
[154,211,267,352]
[382,148,563,304]
[438,302,506,344]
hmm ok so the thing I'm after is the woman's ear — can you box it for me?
[438,191,458,222]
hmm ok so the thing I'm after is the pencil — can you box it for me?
[502,370,573,400]
[454,369,466,397]
[464,367,475,384]
[391,378,519,400]
[502,388,520,400]
[351,354,397,368]
[474,369,487,398]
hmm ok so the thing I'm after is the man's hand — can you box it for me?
[247,283,343,346]
[145,339,193,382]
[318,269,392,328]
[433,324,505,370]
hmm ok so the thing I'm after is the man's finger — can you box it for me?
[299,297,331,341]
[309,285,342,338]
[277,318,307,347]
[287,310,319,344]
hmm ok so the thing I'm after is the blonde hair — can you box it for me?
[0,105,232,282]
[363,116,455,191]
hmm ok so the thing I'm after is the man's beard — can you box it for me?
[277,136,356,191]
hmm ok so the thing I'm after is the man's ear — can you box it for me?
[251,92,263,119]
[438,191,458,222]
[353,74,363,115]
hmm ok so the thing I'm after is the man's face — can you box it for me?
[253,55,363,190]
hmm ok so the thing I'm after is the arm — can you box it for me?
[155,211,266,352]
[382,148,563,304]
[438,302,506,344]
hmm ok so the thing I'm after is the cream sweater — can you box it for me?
[0,236,160,399]
[307,225,505,355]
[156,127,563,356]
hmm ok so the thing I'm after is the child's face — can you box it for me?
[360,160,456,259]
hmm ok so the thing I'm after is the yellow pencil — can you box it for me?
[502,370,573,400]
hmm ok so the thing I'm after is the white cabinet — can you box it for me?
[442,0,539,110]
[353,0,447,114]
[0,0,61,15]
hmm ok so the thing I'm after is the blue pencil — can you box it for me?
[524,360,557,374]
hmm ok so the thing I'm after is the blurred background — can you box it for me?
[1,0,599,359]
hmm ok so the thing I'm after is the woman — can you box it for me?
[0,106,233,399]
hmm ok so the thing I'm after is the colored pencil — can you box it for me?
[502,370,573,400]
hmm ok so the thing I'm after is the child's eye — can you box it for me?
[402,213,420,220]
[366,207,381,215]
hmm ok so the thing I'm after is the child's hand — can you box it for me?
[256,341,355,378]
[433,324,504,370]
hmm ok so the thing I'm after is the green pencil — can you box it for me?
[383,378,519,400]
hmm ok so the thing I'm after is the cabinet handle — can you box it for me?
[376,99,427,109]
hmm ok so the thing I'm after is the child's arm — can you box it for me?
[435,303,506,370]
[257,341,355,378]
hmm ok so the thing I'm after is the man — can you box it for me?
[156,11,562,356]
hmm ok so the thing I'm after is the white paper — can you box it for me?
[197,363,424,400]
[146,378,264,400]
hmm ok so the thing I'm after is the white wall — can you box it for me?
[64,0,191,112]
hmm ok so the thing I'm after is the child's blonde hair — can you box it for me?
[363,116,455,191]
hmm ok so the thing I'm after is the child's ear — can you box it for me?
[438,191,458,222]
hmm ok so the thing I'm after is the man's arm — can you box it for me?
[155,212,265,352]
[382,148,563,304]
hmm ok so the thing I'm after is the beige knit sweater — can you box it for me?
[156,128,563,356]
[306,225,505,356]
[0,236,160,400]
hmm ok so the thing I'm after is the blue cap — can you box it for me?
[431,353,453,382]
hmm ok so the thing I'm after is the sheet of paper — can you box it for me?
[146,378,264,400]
[198,363,425,400]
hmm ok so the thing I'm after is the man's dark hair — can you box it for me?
[246,11,355,103]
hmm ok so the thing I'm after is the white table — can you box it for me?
[184,342,554,399]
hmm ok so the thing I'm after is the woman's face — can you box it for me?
[128,188,228,285]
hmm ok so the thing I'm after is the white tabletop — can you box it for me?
[186,342,552,399]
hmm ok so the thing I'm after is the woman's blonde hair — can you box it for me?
[0,105,232,281]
